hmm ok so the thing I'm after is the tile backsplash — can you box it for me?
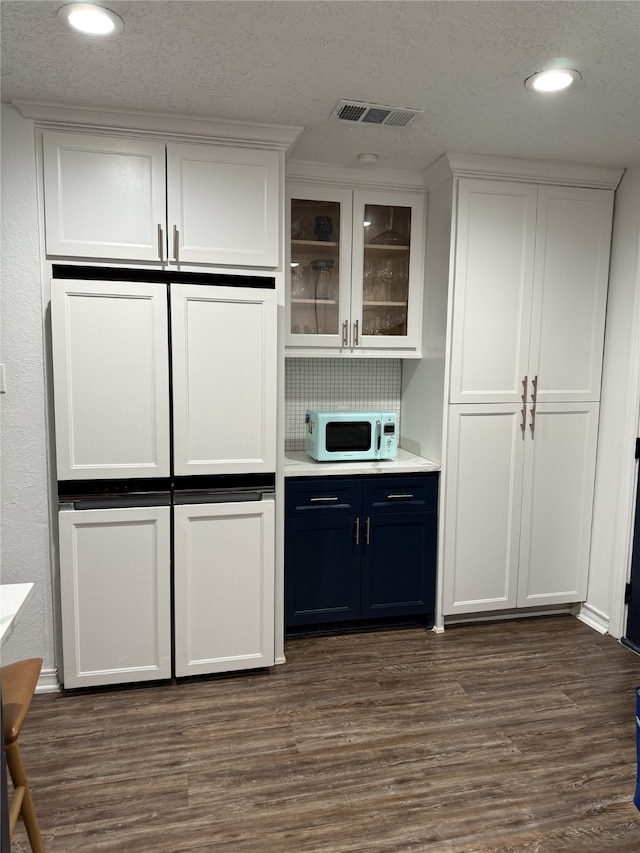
[285,358,402,450]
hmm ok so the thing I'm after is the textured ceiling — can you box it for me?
[1,0,639,172]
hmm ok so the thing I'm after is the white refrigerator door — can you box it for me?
[58,505,172,688]
[171,282,277,475]
[51,279,171,479]
[173,496,275,676]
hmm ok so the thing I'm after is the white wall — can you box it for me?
[0,103,56,677]
[586,161,640,637]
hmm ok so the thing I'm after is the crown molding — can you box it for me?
[423,152,624,191]
[286,159,425,192]
[12,100,304,150]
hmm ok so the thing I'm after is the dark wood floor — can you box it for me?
[9,615,640,852]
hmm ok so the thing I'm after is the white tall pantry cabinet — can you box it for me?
[418,155,623,620]
[30,105,303,689]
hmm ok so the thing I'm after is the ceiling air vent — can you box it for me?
[332,100,424,128]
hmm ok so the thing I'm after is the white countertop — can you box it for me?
[284,448,439,477]
[0,582,34,646]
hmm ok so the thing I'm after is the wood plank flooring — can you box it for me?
[9,615,640,852]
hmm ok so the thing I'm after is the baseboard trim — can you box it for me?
[577,602,610,635]
[444,604,574,627]
[35,667,60,693]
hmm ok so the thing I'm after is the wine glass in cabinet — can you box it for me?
[355,195,419,347]
[288,186,352,347]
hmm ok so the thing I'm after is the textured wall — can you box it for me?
[0,104,56,674]
[587,162,640,635]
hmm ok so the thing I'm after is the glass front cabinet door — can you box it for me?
[286,183,425,356]
[287,185,353,349]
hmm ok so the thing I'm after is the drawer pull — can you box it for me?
[365,516,370,545]
[310,496,339,502]
[355,517,360,545]
[387,493,414,500]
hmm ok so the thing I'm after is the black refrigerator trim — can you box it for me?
[58,477,173,500]
[51,264,276,289]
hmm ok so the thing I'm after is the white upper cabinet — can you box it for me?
[43,132,167,262]
[448,179,614,404]
[449,180,537,403]
[528,186,614,403]
[51,279,171,480]
[166,143,280,267]
[286,180,425,357]
[43,131,281,268]
[170,282,277,476]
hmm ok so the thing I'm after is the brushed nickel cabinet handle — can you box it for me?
[173,225,179,262]
[387,493,414,500]
[522,375,528,403]
[521,407,526,436]
[157,224,164,261]
[530,375,538,437]
[355,517,360,546]
[353,319,359,347]
[365,516,370,545]
[310,496,338,502]
[342,320,349,347]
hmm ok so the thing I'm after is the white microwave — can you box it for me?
[305,410,398,462]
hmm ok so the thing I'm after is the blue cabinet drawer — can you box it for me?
[286,478,362,516]
[363,474,438,513]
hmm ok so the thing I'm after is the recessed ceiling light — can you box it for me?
[357,153,379,165]
[58,3,124,36]
[525,68,581,93]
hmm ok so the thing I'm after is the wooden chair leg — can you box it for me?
[5,739,45,853]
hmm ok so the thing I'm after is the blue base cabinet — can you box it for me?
[285,473,438,631]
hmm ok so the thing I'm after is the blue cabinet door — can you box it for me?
[285,515,360,626]
[361,511,437,620]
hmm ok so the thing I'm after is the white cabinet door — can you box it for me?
[170,283,276,476]
[51,279,170,480]
[173,497,275,677]
[529,186,614,403]
[442,405,525,614]
[167,143,280,268]
[449,180,538,403]
[517,402,599,607]
[352,189,426,353]
[43,132,166,262]
[58,506,171,688]
[286,182,354,350]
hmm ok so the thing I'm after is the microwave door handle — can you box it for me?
[376,420,381,452]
